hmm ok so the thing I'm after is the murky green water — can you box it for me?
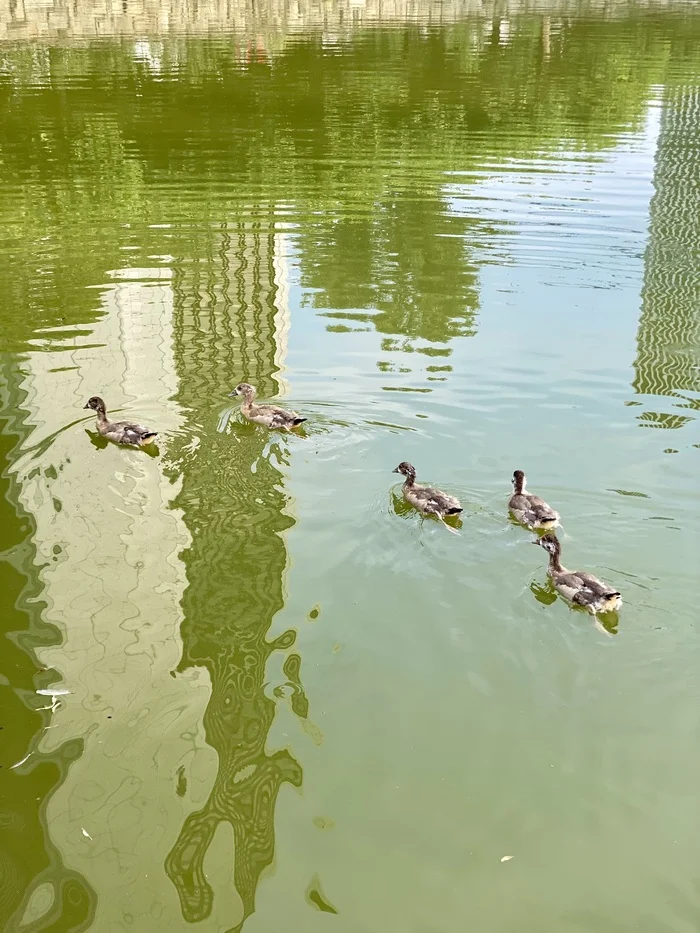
[1,2,700,930]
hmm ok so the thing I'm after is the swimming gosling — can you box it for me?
[392,461,462,520]
[509,469,560,529]
[534,533,621,614]
[229,383,306,431]
[83,396,157,447]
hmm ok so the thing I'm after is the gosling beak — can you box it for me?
[392,467,400,473]
[228,391,237,398]
[531,539,541,545]
[83,403,90,409]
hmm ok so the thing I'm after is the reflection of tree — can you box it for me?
[163,227,303,932]
[0,18,686,363]
[301,195,483,349]
[290,22,672,357]
[0,362,95,933]
[632,82,700,427]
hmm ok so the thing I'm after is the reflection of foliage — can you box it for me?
[301,199,483,347]
[289,20,678,346]
[2,17,696,357]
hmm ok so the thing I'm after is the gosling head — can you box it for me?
[512,469,526,494]
[392,461,416,481]
[83,396,106,414]
[533,532,561,557]
[229,383,256,399]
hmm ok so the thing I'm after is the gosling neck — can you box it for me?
[403,470,416,488]
[94,405,108,423]
[546,546,563,574]
[240,390,255,413]
[513,475,526,495]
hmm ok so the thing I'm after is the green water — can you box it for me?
[1,2,700,931]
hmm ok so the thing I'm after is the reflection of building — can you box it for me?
[9,275,203,931]
[0,0,674,41]
[0,356,98,933]
[165,218,305,933]
[7,208,300,932]
[171,221,290,398]
[633,84,700,418]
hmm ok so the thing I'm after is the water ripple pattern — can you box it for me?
[1,6,700,933]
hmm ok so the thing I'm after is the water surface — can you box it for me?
[1,2,700,931]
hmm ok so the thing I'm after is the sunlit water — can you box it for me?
[1,3,699,931]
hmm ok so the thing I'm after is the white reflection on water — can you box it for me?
[11,277,218,930]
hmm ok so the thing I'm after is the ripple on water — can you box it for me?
[2,10,700,933]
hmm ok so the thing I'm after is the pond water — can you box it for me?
[1,2,699,931]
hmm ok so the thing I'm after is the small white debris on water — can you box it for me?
[500,855,514,862]
[10,753,32,769]
[81,829,93,840]
[36,688,71,696]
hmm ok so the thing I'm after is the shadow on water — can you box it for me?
[530,577,559,607]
